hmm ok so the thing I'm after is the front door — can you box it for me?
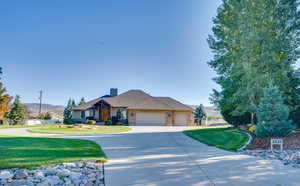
[101,109,109,122]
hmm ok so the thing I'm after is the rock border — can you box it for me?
[0,161,105,186]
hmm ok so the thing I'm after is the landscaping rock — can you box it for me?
[0,170,13,180]
[242,150,300,168]
[0,161,104,186]
[14,170,28,179]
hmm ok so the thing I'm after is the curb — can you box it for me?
[238,132,252,151]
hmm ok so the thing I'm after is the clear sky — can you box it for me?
[1,0,222,106]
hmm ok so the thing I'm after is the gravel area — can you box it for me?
[242,150,300,168]
[242,130,300,168]
[0,161,104,186]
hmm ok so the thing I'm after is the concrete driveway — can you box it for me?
[68,126,300,186]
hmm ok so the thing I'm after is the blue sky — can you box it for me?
[1,0,222,106]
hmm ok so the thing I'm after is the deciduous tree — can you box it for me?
[208,0,300,125]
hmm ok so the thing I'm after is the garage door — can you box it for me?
[174,112,188,126]
[135,112,165,126]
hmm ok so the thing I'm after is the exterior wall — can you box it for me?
[165,111,173,126]
[187,112,195,126]
[111,108,118,117]
[127,110,136,124]
[72,111,82,120]
[94,110,100,120]
[26,119,60,125]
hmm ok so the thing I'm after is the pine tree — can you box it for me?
[255,84,295,137]
[194,104,207,125]
[63,98,74,124]
[71,99,76,107]
[6,95,27,125]
[79,97,86,105]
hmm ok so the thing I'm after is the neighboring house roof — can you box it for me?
[73,90,193,111]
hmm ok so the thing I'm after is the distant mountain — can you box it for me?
[188,105,223,118]
[23,103,65,120]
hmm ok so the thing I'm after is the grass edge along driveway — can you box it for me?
[0,136,106,169]
[27,125,131,135]
[183,128,249,151]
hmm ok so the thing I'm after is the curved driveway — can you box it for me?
[1,126,300,186]
[68,126,300,186]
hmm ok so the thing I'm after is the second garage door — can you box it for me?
[174,112,188,126]
[135,112,165,126]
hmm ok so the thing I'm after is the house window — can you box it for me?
[81,111,85,119]
[117,109,127,120]
[90,110,95,117]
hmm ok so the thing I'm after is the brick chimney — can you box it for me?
[110,88,118,97]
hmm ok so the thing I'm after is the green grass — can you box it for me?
[183,128,249,151]
[0,136,106,169]
[27,124,131,134]
[0,125,34,129]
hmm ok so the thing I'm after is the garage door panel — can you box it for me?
[136,112,165,126]
[174,113,188,126]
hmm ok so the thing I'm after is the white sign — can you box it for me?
[271,138,283,151]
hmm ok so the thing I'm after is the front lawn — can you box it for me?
[183,128,249,151]
[0,124,35,129]
[27,124,131,134]
[0,136,106,169]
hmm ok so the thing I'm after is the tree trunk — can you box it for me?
[251,113,254,124]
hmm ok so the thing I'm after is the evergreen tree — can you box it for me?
[255,84,295,137]
[71,99,76,107]
[63,99,73,124]
[79,97,86,105]
[208,0,300,125]
[6,95,27,125]
[194,104,207,125]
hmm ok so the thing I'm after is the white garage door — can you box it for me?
[135,112,165,126]
[174,113,188,126]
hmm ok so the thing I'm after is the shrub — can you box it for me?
[105,120,113,125]
[86,120,96,125]
[37,112,52,120]
[248,125,256,133]
[111,116,118,125]
[64,118,75,125]
[116,121,124,125]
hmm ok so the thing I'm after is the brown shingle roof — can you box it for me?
[73,90,193,111]
[155,97,194,111]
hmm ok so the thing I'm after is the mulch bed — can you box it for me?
[247,129,300,150]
